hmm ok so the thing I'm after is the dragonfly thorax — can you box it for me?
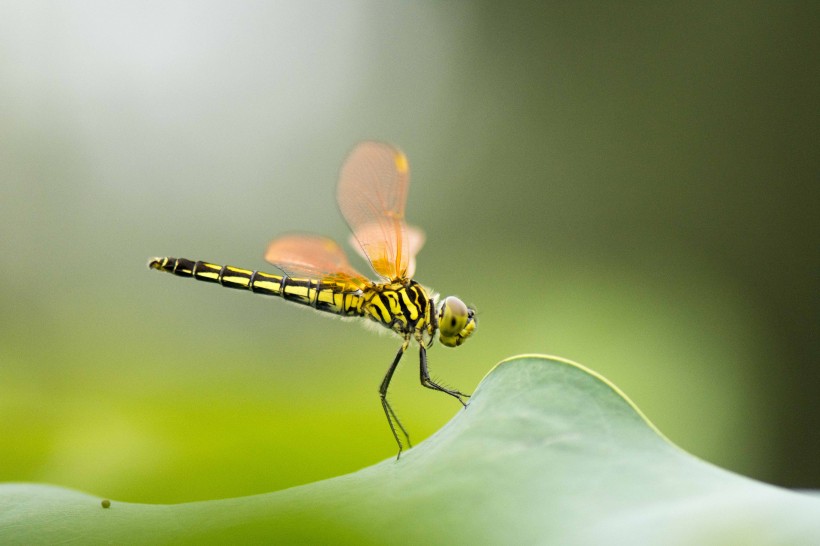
[362,280,435,340]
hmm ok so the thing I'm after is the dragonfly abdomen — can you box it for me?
[148,257,364,317]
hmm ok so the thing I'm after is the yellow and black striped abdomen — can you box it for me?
[148,257,364,317]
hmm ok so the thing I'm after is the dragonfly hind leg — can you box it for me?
[418,345,471,406]
[380,340,412,459]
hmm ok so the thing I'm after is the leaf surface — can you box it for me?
[2,355,818,545]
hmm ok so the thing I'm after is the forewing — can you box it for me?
[336,141,419,280]
[264,234,369,288]
[349,223,425,279]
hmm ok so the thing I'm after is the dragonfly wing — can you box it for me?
[349,223,425,279]
[337,141,423,281]
[404,224,425,279]
[264,234,369,288]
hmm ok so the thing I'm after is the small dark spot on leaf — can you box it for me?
[101,499,111,509]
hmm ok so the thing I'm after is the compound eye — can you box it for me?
[438,296,476,347]
[439,297,468,337]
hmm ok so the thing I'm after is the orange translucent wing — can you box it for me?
[264,234,369,289]
[337,141,422,281]
[349,224,425,279]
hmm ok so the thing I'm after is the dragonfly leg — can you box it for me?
[380,339,412,459]
[418,345,471,407]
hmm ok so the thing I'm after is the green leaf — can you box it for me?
[2,355,818,544]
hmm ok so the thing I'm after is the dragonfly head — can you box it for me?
[437,296,477,348]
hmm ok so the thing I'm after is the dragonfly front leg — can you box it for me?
[418,345,470,407]
[380,339,412,459]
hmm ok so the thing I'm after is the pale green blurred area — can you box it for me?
[1,1,817,503]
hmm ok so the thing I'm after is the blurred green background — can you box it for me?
[1,2,817,503]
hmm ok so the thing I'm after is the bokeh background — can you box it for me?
[1,2,817,503]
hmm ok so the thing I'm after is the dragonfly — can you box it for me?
[148,141,476,458]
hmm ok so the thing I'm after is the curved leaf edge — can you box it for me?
[490,353,672,442]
